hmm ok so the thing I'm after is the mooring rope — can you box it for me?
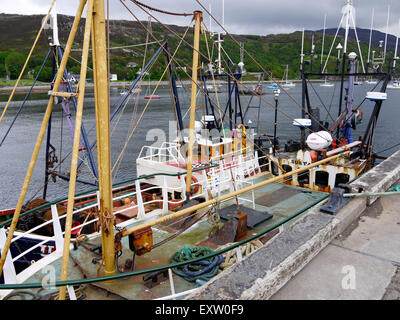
[130,0,193,17]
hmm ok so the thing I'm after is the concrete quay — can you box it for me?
[188,150,400,300]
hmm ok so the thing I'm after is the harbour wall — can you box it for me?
[188,149,400,300]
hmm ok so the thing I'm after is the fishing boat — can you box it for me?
[0,2,274,299]
[0,0,393,301]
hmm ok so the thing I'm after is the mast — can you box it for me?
[0,0,88,289]
[384,5,390,62]
[91,0,115,279]
[300,28,306,147]
[50,2,60,46]
[367,8,375,71]
[320,14,326,73]
[59,0,96,300]
[337,0,353,139]
[217,32,222,74]
[222,0,225,30]
[209,2,212,32]
[394,19,400,70]
[186,11,203,197]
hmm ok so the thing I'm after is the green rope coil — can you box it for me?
[170,246,223,283]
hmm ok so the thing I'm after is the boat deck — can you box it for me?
[15,174,328,300]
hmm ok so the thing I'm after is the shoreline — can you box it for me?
[0,79,311,95]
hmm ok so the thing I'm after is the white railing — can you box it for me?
[138,143,185,166]
[0,149,267,287]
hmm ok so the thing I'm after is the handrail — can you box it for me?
[0,194,327,291]
[0,149,263,228]
[0,162,221,228]
[3,154,260,269]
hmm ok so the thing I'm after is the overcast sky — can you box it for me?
[0,0,399,36]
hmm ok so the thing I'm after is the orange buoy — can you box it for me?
[124,198,131,205]
[310,150,318,163]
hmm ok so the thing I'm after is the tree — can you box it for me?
[0,51,9,77]
[5,52,26,79]
[33,65,52,82]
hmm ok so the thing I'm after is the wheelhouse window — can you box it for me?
[315,171,329,188]
[335,173,350,187]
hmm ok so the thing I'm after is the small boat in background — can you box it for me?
[281,65,296,88]
[320,78,334,87]
[241,84,264,95]
[144,95,161,100]
[267,83,279,90]
[387,80,400,89]
[120,87,142,96]
[205,84,222,93]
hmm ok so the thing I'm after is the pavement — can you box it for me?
[271,194,400,300]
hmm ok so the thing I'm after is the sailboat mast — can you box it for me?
[367,8,375,68]
[186,11,203,196]
[394,19,400,70]
[300,28,305,69]
[320,14,326,72]
[384,5,390,62]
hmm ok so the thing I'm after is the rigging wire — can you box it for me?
[0,0,57,126]
[306,79,336,123]
[325,82,338,123]
[111,5,192,174]
[130,0,332,143]
[70,41,160,51]
[194,0,332,136]
[376,142,400,154]
[119,1,293,175]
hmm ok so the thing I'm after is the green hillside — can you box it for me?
[0,13,393,83]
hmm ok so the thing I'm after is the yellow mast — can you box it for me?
[58,0,95,300]
[91,0,116,278]
[186,11,203,196]
[0,0,116,295]
[58,0,115,299]
[0,0,87,278]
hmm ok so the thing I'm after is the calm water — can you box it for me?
[0,82,399,208]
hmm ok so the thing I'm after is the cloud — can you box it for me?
[0,0,399,35]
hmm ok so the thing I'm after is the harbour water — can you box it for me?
[0,82,399,209]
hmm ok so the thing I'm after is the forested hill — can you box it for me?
[0,13,395,82]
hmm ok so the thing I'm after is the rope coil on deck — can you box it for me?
[217,240,263,271]
[170,246,223,282]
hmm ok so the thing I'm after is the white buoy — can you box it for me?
[293,118,312,128]
[306,131,333,150]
